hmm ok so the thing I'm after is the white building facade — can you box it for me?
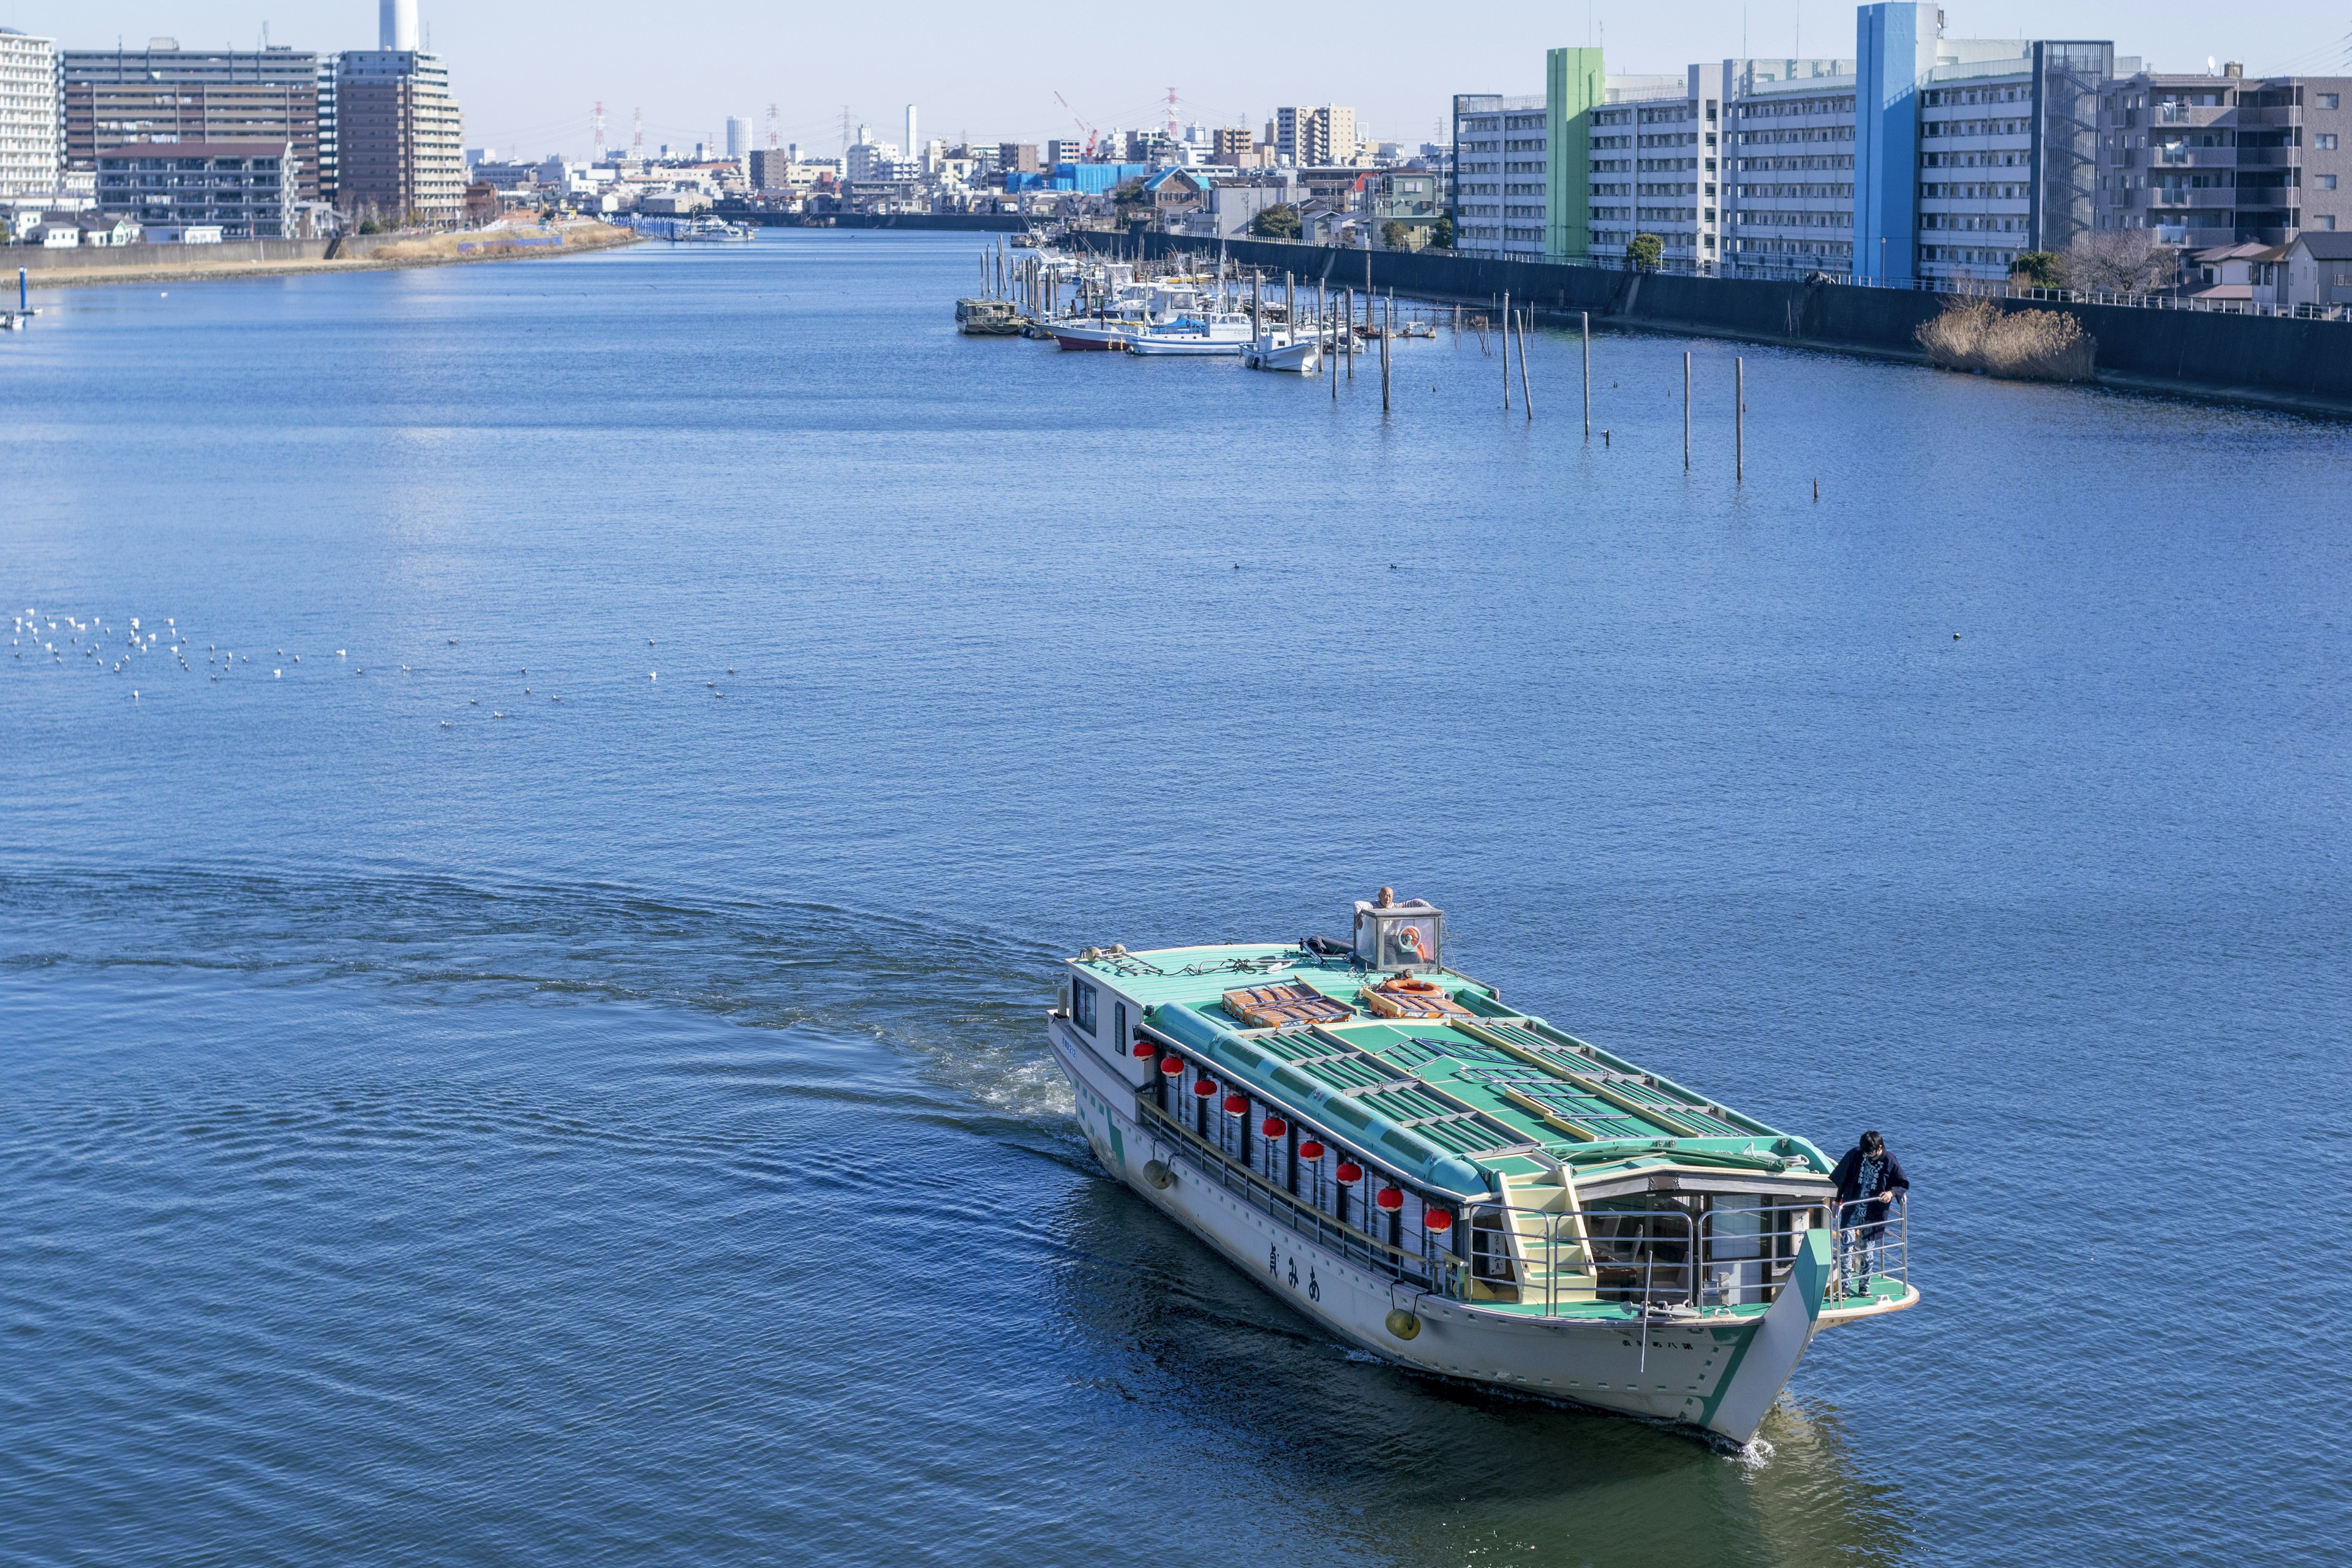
[0,28,58,200]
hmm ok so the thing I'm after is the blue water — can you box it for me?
[4,233,2346,1567]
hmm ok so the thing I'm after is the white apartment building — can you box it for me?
[1450,95,1547,259]
[0,28,58,200]
[1725,62,1859,279]
[1588,67,1727,270]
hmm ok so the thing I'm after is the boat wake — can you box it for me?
[0,858,1079,1124]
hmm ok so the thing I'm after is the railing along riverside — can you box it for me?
[1118,234,2352,324]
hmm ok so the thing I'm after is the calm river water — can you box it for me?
[4,233,2346,1567]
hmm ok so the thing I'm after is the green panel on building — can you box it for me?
[1545,47,1604,261]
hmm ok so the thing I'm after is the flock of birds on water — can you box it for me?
[12,608,744,725]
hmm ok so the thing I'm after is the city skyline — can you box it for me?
[7,0,2348,163]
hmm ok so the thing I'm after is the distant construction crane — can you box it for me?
[1054,91,1097,157]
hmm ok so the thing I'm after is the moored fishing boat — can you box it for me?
[1044,891,1917,1444]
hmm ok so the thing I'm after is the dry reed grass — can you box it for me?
[1915,296,2096,382]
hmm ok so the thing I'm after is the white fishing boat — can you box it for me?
[1052,278,1224,353]
[1243,328,1321,373]
[1240,270,1321,373]
[1045,891,1918,1446]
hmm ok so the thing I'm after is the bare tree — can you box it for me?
[2060,230,2180,295]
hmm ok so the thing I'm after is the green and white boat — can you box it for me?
[1047,892,1917,1444]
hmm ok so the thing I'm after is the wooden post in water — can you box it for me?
[1581,311,1591,440]
[1501,290,1511,411]
[1345,288,1354,380]
[1736,358,1746,483]
[1517,310,1533,418]
[1683,351,1691,470]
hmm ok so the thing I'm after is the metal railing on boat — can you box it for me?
[1133,1101,1909,1318]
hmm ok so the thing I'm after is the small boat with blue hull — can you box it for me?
[1044,891,1917,1444]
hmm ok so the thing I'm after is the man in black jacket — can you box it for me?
[1830,1131,1909,1295]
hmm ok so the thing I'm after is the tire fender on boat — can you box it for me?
[1142,1159,1174,1190]
[1384,1308,1422,1341]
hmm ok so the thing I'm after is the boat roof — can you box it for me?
[1068,943,1832,1199]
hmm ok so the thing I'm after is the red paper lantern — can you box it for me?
[1193,1078,1218,1098]
[1159,1057,1184,1077]
[1261,1117,1289,1139]
[1131,1040,1156,1058]
[1222,1093,1249,1115]
[1424,1209,1455,1234]
[1376,1187,1404,1212]
[1298,1140,1326,1161]
[1335,1161,1364,1185]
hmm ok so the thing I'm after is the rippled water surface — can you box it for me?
[4,233,2347,1567]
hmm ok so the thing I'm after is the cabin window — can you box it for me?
[1114,1001,1129,1050]
[1072,978,1098,1035]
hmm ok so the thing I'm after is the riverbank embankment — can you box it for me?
[10,221,641,290]
[1076,230,2352,418]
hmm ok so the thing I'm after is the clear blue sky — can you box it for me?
[10,0,2348,162]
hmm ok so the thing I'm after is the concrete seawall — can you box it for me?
[12,238,332,274]
[7,224,638,290]
[1082,232,2352,416]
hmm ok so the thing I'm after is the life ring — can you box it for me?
[1396,925,1424,953]
[1385,977,1439,993]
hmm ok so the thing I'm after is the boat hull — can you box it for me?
[1244,338,1321,374]
[1126,337,1245,356]
[1044,1019,1833,1443]
[1049,324,1131,351]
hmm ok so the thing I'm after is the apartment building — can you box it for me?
[62,43,322,202]
[333,50,464,224]
[1724,62,1857,276]
[1273,105,1359,167]
[0,28,58,200]
[93,140,298,238]
[1210,126,1257,167]
[1450,93,1545,257]
[1588,66,1725,270]
[2095,69,2352,249]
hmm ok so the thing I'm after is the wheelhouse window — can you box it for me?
[1072,978,1098,1035]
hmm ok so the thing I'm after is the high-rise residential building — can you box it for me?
[0,28,59,199]
[1211,126,1255,166]
[1583,63,1727,270]
[1722,62,1860,277]
[998,142,1042,174]
[726,116,752,159]
[1449,94,1545,257]
[2094,68,2352,249]
[1452,3,2220,284]
[1274,105,1359,165]
[333,44,463,224]
[62,43,322,202]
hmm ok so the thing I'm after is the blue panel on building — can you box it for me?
[1855,1,1938,283]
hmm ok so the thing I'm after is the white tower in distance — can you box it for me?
[380,0,419,50]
